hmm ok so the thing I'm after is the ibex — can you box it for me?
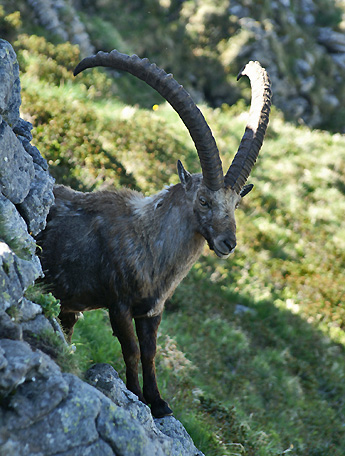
[37,50,271,418]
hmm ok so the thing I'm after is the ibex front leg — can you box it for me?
[135,314,173,418]
[109,306,145,403]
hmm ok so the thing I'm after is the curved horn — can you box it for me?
[74,50,224,191]
[224,61,272,193]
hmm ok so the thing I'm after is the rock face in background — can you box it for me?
[0,39,204,456]
[3,0,345,129]
[25,0,94,56]
[23,0,345,130]
[225,0,345,129]
[176,0,345,130]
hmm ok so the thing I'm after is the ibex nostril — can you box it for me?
[225,239,237,251]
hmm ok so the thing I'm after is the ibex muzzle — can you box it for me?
[37,50,272,418]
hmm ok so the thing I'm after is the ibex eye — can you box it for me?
[199,196,208,206]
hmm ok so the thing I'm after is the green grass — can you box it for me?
[4,21,345,456]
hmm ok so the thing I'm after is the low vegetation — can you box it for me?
[1,6,345,455]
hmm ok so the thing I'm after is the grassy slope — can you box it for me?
[4,8,345,455]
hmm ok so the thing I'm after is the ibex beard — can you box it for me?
[36,50,272,418]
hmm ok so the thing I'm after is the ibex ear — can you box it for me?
[177,160,192,188]
[240,184,254,198]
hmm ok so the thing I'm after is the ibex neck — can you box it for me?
[126,183,204,316]
[130,183,205,276]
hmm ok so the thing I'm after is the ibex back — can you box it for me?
[37,50,272,418]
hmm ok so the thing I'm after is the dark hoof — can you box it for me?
[151,399,173,418]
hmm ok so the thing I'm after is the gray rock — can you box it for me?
[1,375,101,456]
[332,53,345,69]
[49,317,68,345]
[87,364,177,453]
[21,313,54,336]
[54,440,115,456]
[18,163,55,236]
[234,304,257,316]
[26,0,68,40]
[0,242,42,311]
[0,310,22,340]
[302,13,315,26]
[4,373,69,430]
[13,118,33,141]
[319,27,345,53]
[0,339,42,395]
[18,136,48,170]
[86,363,153,424]
[320,88,340,108]
[0,243,29,310]
[97,400,165,456]
[295,58,312,76]
[87,363,205,456]
[155,417,205,456]
[299,75,315,94]
[0,39,21,127]
[26,0,94,56]
[1,335,205,456]
[16,298,42,322]
[0,192,36,258]
[228,4,250,18]
[0,120,35,204]
[0,439,23,456]
[2,360,195,456]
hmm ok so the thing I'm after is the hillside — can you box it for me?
[2,0,345,131]
[1,1,345,455]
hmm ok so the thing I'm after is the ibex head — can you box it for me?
[177,161,254,258]
[74,51,272,258]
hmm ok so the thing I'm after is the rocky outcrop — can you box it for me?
[1,348,204,456]
[0,39,204,456]
[19,0,345,130]
[0,38,54,310]
[225,0,345,129]
[25,0,94,56]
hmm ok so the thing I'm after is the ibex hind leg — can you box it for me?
[109,306,146,404]
[59,310,81,343]
[135,314,173,418]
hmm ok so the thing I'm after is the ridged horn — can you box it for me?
[224,61,272,193]
[74,50,224,192]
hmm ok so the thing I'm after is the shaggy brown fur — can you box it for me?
[37,167,248,418]
[37,51,271,417]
